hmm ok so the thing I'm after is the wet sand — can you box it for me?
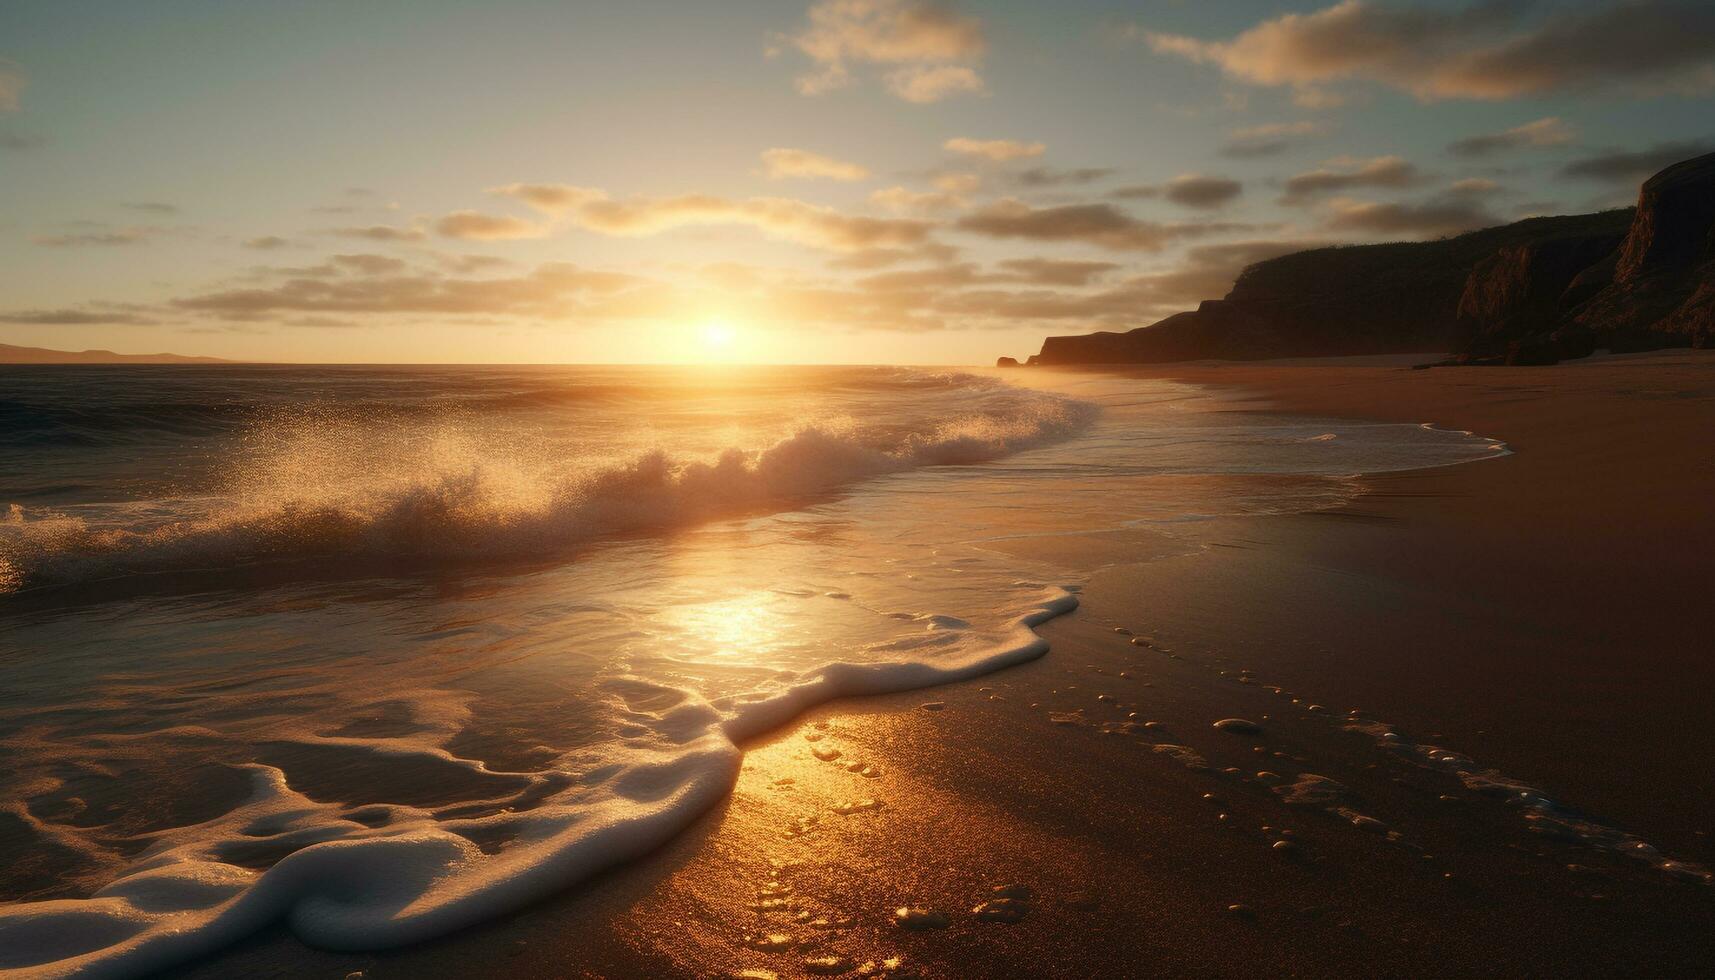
[178,351,1715,978]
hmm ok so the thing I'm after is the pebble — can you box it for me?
[920,702,946,711]
[1272,840,1300,856]
[893,907,950,930]
[972,897,1030,923]
[1213,718,1262,735]
[1227,904,1256,919]
[1129,637,1152,647]
[804,955,853,975]
[1113,627,1133,635]
[812,746,843,762]
[832,798,884,815]
[748,932,797,952]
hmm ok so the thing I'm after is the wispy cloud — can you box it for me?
[1447,117,1575,157]
[492,183,934,251]
[329,224,427,242]
[760,147,872,181]
[1279,155,1424,204]
[1141,1,1715,103]
[956,199,1254,251]
[1221,120,1331,158]
[434,211,546,241]
[944,137,1045,161]
[1559,140,1715,182]
[776,0,986,103]
[1109,174,1243,209]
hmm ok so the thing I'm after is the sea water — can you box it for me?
[0,364,1502,976]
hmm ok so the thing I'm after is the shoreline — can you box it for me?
[173,351,1715,978]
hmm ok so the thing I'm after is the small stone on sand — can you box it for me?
[812,746,843,762]
[804,955,853,975]
[972,897,1029,923]
[893,907,950,930]
[1213,718,1262,735]
[920,702,945,711]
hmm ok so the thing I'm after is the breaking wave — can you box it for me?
[0,385,1095,594]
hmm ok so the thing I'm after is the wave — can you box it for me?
[0,586,1078,978]
[0,386,1096,594]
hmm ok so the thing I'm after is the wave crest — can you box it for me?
[1,389,1095,593]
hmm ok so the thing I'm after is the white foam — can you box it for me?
[0,589,1078,978]
[0,388,1096,594]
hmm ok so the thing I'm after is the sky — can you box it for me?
[1,0,1713,364]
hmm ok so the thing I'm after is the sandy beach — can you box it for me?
[165,350,1715,979]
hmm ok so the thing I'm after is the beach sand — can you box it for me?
[179,351,1715,979]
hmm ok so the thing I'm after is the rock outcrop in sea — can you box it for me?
[1013,151,1715,367]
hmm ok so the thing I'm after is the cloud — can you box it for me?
[1447,116,1575,156]
[173,260,656,319]
[1559,140,1715,182]
[824,243,960,269]
[121,201,180,215]
[490,184,934,252]
[944,137,1045,161]
[1324,196,1501,236]
[1448,177,1503,196]
[582,194,933,251]
[1164,174,1243,209]
[1280,155,1423,204]
[0,59,24,112]
[243,236,293,250]
[1106,175,1245,208]
[434,210,546,241]
[1012,167,1116,187]
[1142,0,1715,103]
[869,185,965,214]
[955,199,1253,251]
[760,147,872,181]
[32,228,152,247]
[1221,120,1332,158]
[993,257,1120,286]
[887,64,986,102]
[779,0,986,102]
[486,183,607,216]
[0,307,157,325]
[331,224,427,242]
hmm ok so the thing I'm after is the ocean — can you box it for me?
[0,364,1503,975]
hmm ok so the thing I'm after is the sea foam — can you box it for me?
[0,383,1095,595]
[0,588,1078,978]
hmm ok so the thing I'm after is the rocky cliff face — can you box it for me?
[1022,151,1715,366]
[1572,152,1715,348]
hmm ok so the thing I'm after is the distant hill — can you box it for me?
[0,343,234,365]
[1012,150,1715,367]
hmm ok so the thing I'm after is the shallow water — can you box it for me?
[0,365,1503,976]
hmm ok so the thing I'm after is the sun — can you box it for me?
[699,318,736,348]
[695,317,740,358]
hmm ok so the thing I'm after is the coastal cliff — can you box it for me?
[1015,151,1715,367]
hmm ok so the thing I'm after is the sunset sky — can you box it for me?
[2,0,1713,364]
